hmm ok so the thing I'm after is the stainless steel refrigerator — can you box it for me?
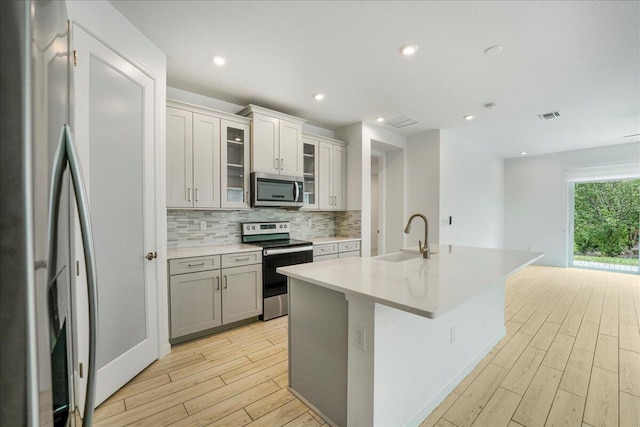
[1,1,97,425]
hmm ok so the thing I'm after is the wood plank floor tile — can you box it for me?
[542,333,575,371]
[175,381,280,426]
[443,363,508,427]
[600,312,619,337]
[619,392,640,427]
[583,367,618,427]
[127,404,188,426]
[105,373,172,405]
[434,419,457,427]
[245,399,310,427]
[574,321,600,353]
[492,332,533,370]
[619,349,640,397]
[530,322,561,351]
[244,387,297,420]
[93,399,125,422]
[453,348,498,395]
[221,351,288,384]
[521,312,549,336]
[619,323,640,353]
[469,387,521,427]
[559,311,584,337]
[282,411,323,427]
[185,362,288,414]
[593,334,618,373]
[512,365,563,427]
[544,389,585,427]
[559,348,594,397]
[125,370,226,409]
[169,354,253,382]
[247,341,288,362]
[501,346,546,395]
[206,408,253,427]
[419,392,460,427]
[273,372,289,389]
[268,332,289,345]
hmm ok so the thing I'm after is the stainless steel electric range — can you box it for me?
[241,222,313,320]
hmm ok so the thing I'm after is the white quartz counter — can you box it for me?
[167,244,261,260]
[305,237,361,245]
[278,244,543,319]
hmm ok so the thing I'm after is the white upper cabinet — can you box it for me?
[240,105,305,177]
[193,113,221,208]
[301,137,319,209]
[166,107,193,208]
[305,133,347,211]
[166,100,251,209]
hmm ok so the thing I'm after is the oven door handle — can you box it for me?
[264,246,313,256]
[294,181,299,202]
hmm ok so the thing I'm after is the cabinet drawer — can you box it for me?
[221,251,262,268]
[313,243,338,257]
[338,241,360,252]
[314,253,339,262]
[338,250,360,259]
[170,255,220,275]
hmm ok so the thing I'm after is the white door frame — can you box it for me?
[371,150,386,256]
[566,182,575,268]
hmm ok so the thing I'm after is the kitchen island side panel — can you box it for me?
[288,278,348,426]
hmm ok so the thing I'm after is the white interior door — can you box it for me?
[71,24,158,408]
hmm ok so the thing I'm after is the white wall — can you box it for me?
[439,131,504,249]
[384,148,405,254]
[406,130,440,246]
[504,142,640,267]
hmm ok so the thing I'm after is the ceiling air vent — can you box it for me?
[536,111,561,120]
[386,115,418,128]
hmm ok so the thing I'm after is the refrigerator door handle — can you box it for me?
[47,124,98,427]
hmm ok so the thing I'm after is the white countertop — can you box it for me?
[167,244,262,259]
[305,237,361,245]
[277,244,543,319]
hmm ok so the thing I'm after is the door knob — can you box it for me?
[145,251,157,261]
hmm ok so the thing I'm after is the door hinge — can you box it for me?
[79,363,83,378]
[73,50,78,67]
[76,260,80,276]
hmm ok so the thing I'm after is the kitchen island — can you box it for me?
[277,244,543,427]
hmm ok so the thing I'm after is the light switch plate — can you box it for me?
[200,221,206,231]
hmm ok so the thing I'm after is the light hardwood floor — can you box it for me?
[94,266,640,427]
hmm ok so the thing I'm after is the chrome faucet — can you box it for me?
[404,213,431,259]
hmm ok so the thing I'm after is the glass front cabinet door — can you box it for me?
[302,137,319,209]
[221,119,250,208]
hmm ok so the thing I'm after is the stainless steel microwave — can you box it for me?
[251,172,304,207]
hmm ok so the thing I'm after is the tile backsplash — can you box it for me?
[167,209,361,248]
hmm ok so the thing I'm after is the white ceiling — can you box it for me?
[109,0,640,158]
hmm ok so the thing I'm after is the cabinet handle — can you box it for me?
[235,257,250,262]
[246,191,249,203]
[188,187,192,202]
[224,275,228,289]
[280,158,284,171]
[187,262,205,267]
[275,158,279,171]
[195,188,199,202]
[216,276,220,290]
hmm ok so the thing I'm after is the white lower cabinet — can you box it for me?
[222,264,262,324]
[313,240,361,262]
[170,270,222,338]
[169,251,262,342]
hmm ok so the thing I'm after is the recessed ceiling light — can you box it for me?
[463,115,475,121]
[400,43,419,56]
[376,117,385,123]
[313,93,325,101]
[484,45,504,56]
[212,56,225,66]
[520,151,528,156]
[484,103,497,110]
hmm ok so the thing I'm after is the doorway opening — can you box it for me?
[569,178,640,273]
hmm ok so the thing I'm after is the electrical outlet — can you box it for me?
[200,220,206,231]
[450,326,456,344]
[307,218,312,227]
[354,325,366,351]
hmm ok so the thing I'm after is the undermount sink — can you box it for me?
[373,251,423,263]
